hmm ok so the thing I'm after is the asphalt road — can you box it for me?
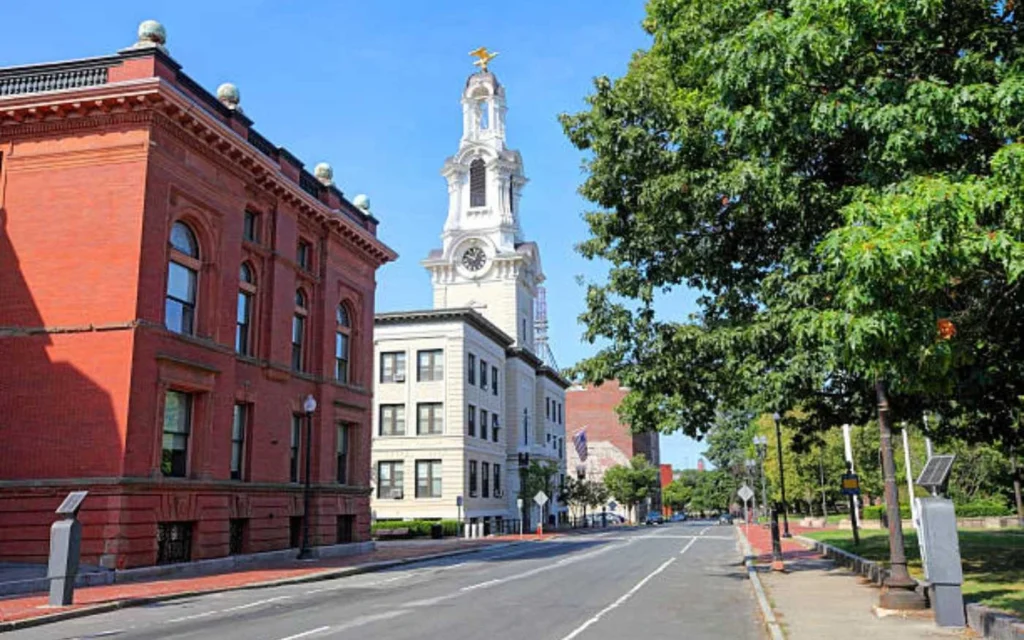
[9,522,761,640]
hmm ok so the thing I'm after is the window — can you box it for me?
[491,366,498,396]
[292,290,307,372]
[290,414,302,483]
[469,460,478,497]
[482,461,490,498]
[480,409,488,440]
[243,210,259,243]
[336,423,349,484]
[417,349,443,382]
[480,360,488,390]
[162,390,192,477]
[478,99,489,129]
[236,264,255,356]
[231,403,248,481]
[417,403,443,435]
[467,404,476,437]
[379,405,406,436]
[558,403,563,425]
[156,522,193,565]
[166,222,199,335]
[470,158,486,207]
[494,464,502,498]
[380,352,407,383]
[297,239,313,271]
[229,519,246,555]
[467,353,476,385]
[378,461,404,499]
[416,460,442,498]
[335,305,351,383]
[508,181,514,215]
[546,398,551,420]
[492,414,500,442]
[336,515,354,544]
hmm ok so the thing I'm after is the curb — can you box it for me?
[734,526,785,640]
[798,535,1024,640]
[0,541,527,633]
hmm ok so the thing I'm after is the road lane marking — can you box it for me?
[166,610,219,623]
[277,626,330,640]
[560,556,679,640]
[221,595,291,612]
[679,537,698,555]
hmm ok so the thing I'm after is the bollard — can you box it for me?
[48,491,88,606]
[770,505,785,572]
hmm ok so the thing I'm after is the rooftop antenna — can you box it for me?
[534,286,560,370]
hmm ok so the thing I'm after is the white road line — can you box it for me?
[166,610,218,623]
[325,610,408,634]
[276,625,330,640]
[560,556,679,640]
[680,537,698,555]
[221,595,291,612]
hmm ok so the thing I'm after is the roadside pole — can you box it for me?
[517,498,523,539]
[843,462,860,546]
[842,424,860,529]
[901,425,918,527]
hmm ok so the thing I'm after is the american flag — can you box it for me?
[573,429,588,462]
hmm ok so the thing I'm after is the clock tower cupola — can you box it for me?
[424,49,541,351]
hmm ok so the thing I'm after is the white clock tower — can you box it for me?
[423,61,542,350]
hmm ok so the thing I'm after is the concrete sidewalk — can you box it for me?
[0,535,543,631]
[738,525,965,639]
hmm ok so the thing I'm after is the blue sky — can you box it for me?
[0,1,706,469]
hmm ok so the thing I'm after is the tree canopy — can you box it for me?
[603,455,660,521]
[560,0,1024,447]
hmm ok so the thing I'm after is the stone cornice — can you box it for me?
[0,77,397,268]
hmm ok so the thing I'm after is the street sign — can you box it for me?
[841,473,860,496]
[456,495,463,507]
[608,500,617,511]
[534,491,548,508]
[738,485,754,503]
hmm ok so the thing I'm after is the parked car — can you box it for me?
[586,512,625,526]
[645,511,665,526]
[717,513,734,525]
[670,512,687,522]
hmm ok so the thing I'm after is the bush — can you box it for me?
[862,505,911,520]
[371,519,463,538]
[956,498,1012,517]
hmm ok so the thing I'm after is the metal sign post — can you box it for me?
[534,491,549,535]
[738,485,755,537]
[516,498,524,538]
[841,467,860,545]
[456,496,464,537]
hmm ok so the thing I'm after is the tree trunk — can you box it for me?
[1012,453,1023,525]
[875,379,921,602]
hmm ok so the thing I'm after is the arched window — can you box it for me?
[335,304,352,383]
[292,289,308,372]
[508,180,514,215]
[470,158,486,207]
[166,221,199,335]
[236,263,256,356]
[478,99,489,130]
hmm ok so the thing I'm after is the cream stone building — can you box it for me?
[371,58,568,532]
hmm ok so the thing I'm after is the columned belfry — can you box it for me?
[424,49,539,351]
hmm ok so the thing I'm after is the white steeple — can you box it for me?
[424,52,542,351]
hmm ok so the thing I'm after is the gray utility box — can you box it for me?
[48,491,88,606]
[917,497,965,627]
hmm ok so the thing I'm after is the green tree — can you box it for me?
[690,470,738,515]
[586,482,611,513]
[663,479,693,512]
[603,455,660,523]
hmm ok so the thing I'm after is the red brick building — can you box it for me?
[0,21,396,568]
[565,380,661,517]
[660,464,674,516]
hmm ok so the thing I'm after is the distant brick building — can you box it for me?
[0,21,395,568]
[565,380,660,518]
[660,464,674,516]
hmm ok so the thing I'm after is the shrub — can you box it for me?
[955,498,1012,517]
[371,519,462,538]
[862,505,911,520]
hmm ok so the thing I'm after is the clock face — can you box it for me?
[461,246,487,272]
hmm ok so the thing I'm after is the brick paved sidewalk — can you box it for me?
[0,535,542,627]
[738,522,822,563]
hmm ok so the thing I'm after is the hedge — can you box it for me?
[861,500,1011,520]
[371,519,461,538]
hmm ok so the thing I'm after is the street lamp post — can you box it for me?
[772,412,791,538]
[518,451,530,532]
[745,458,757,520]
[754,436,768,521]
[297,394,317,560]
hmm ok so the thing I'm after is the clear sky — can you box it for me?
[0,1,707,469]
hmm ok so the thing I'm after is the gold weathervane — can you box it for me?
[469,47,499,72]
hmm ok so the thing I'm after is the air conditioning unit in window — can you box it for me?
[388,488,404,499]
[494,490,503,498]
[394,373,406,382]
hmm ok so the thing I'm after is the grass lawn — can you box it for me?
[806,528,1024,617]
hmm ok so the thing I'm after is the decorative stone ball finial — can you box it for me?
[137,20,167,47]
[352,194,371,212]
[314,163,334,187]
[217,83,241,110]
